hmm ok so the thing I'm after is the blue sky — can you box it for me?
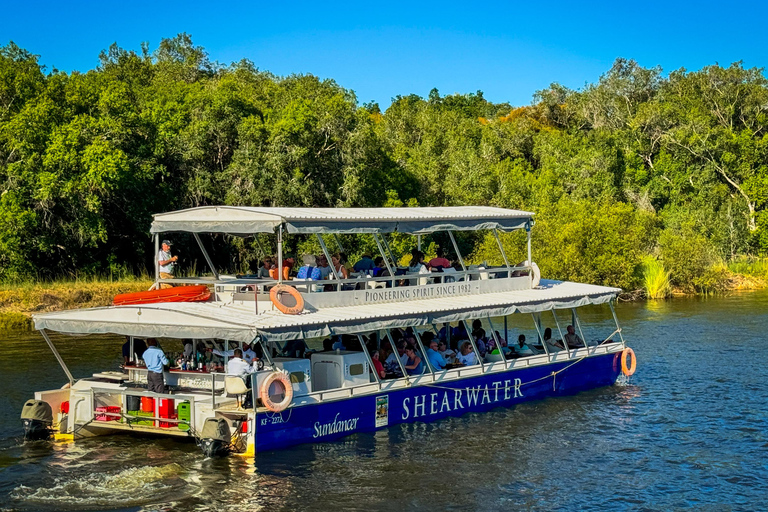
[3,1,767,108]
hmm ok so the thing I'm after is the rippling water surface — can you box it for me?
[1,291,767,511]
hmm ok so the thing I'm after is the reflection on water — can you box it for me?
[1,291,768,511]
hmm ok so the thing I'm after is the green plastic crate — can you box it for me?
[177,401,191,431]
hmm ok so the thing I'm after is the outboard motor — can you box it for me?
[199,418,231,457]
[20,400,53,441]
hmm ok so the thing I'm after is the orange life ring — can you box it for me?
[259,371,294,412]
[113,285,211,306]
[270,284,304,315]
[621,347,637,376]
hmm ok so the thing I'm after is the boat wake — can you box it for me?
[9,462,186,510]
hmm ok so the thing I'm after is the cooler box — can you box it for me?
[177,401,191,431]
[272,357,312,396]
[311,351,370,391]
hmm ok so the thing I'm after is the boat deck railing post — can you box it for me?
[41,329,74,386]
[277,225,284,284]
[152,234,159,290]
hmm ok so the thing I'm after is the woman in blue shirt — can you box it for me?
[404,347,424,375]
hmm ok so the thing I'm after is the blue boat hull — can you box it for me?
[254,351,622,452]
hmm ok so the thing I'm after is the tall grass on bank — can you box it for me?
[642,256,671,299]
[727,256,768,278]
[0,276,154,331]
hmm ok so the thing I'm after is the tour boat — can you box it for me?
[23,206,636,456]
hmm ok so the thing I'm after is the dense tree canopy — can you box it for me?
[1,36,766,291]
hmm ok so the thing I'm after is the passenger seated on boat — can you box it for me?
[456,342,477,366]
[425,339,447,370]
[450,323,468,351]
[428,247,451,271]
[371,256,389,277]
[269,256,295,280]
[316,254,333,280]
[384,340,408,378]
[297,254,322,280]
[437,340,456,361]
[371,350,386,380]
[564,325,585,348]
[122,337,147,366]
[513,335,535,357]
[543,328,565,352]
[331,253,350,280]
[353,253,376,274]
[471,320,488,357]
[404,347,425,375]
[257,257,273,279]
[437,323,451,344]
[225,348,256,408]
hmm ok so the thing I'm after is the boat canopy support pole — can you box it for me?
[153,234,160,290]
[41,330,74,386]
[526,221,532,264]
[531,313,551,362]
[448,231,466,271]
[333,234,345,254]
[193,233,219,280]
[486,317,509,369]
[572,308,588,352]
[551,309,570,358]
[417,234,422,251]
[493,229,510,271]
[385,330,409,385]
[277,225,284,284]
[372,233,395,282]
[609,300,626,348]
[380,234,398,271]
[413,330,435,378]
[317,234,342,282]
[358,335,381,388]
[462,319,485,373]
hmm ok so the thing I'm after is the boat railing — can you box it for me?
[299,343,623,404]
[180,263,535,296]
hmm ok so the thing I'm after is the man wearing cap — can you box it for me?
[158,239,178,289]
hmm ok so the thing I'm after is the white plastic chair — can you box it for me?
[225,376,248,409]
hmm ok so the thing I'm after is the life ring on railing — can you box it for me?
[269,284,304,314]
[527,261,541,288]
[259,371,294,412]
[621,347,637,376]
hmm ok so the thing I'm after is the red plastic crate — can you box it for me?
[159,413,178,428]
[159,399,175,419]
[95,405,121,421]
[140,396,155,412]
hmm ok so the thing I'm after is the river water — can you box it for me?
[0,291,767,511]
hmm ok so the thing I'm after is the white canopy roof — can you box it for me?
[34,280,619,343]
[150,206,533,235]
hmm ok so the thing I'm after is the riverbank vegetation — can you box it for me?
[1,35,767,300]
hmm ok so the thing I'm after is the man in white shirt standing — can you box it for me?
[158,239,178,289]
